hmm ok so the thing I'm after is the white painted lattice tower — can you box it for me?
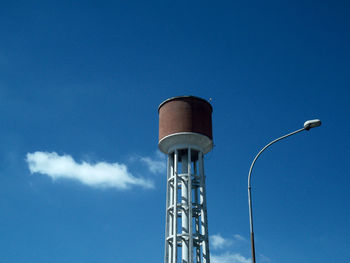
[158,96,213,263]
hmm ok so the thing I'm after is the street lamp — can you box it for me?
[247,119,321,263]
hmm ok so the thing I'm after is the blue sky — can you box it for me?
[0,1,349,262]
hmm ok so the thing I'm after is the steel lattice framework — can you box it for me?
[164,147,210,263]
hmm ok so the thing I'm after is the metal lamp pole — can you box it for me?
[247,119,321,263]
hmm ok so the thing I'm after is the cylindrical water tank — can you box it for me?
[158,96,213,154]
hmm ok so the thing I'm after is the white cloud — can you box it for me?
[139,157,165,174]
[211,233,247,250]
[211,234,232,250]
[211,252,250,263]
[233,234,247,242]
[210,233,253,263]
[139,151,166,174]
[26,151,154,190]
[259,253,271,262]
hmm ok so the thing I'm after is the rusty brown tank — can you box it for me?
[158,96,213,154]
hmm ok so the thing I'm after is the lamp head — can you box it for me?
[304,119,322,130]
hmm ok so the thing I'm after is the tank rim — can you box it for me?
[158,132,213,154]
[158,95,212,113]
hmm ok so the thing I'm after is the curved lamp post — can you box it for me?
[248,119,321,263]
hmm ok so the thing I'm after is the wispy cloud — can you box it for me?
[129,151,166,175]
[259,253,271,262]
[211,234,232,250]
[211,252,250,263]
[210,233,247,250]
[233,234,247,242]
[139,151,166,174]
[26,151,154,190]
[210,233,252,263]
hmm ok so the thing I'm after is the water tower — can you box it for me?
[158,96,213,263]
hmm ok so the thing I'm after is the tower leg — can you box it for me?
[199,152,210,263]
[181,151,189,263]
